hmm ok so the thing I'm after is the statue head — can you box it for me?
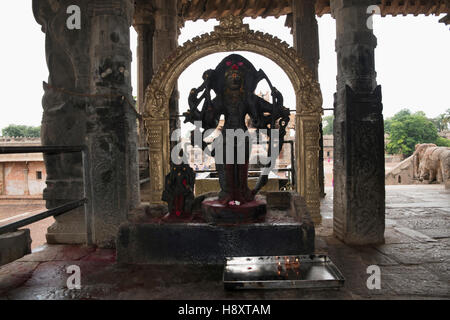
[205,54,259,96]
[224,68,243,91]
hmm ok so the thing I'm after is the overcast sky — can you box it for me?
[0,2,449,133]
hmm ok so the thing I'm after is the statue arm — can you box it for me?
[202,97,223,131]
[184,69,216,124]
[249,97,271,128]
[183,88,204,123]
[250,95,289,129]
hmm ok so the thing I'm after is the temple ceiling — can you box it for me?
[133,1,449,30]
[174,0,449,24]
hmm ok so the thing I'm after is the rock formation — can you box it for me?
[386,143,450,189]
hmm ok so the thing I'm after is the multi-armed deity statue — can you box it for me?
[164,54,290,222]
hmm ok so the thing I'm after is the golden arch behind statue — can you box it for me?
[143,15,323,224]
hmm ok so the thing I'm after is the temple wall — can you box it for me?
[2,162,46,196]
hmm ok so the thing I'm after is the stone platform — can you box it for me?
[0,229,31,266]
[201,197,267,224]
[116,192,315,264]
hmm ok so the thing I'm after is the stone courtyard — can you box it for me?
[0,185,448,300]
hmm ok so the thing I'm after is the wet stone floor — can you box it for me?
[0,185,449,300]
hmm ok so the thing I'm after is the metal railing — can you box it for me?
[0,146,92,245]
[0,138,297,239]
[191,140,296,187]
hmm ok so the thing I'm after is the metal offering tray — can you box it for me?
[223,254,345,290]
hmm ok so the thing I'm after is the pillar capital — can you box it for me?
[332,0,378,93]
[330,0,376,14]
[152,0,178,68]
[133,0,156,28]
[88,0,134,25]
[292,0,319,80]
[153,0,178,35]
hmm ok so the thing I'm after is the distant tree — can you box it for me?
[384,108,412,134]
[391,109,412,120]
[414,111,427,117]
[384,118,393,134]
[2,124,41,137]
[432,109,450,132]
[444,109,450,129]
[322,115,334,135]
[386,110,439,157]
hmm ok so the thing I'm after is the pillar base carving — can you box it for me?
[333,85,385,245]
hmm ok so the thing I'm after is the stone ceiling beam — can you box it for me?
[176,0,449,21]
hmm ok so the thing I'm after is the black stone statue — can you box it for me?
[161,163,196,220]
[184,54,290,207]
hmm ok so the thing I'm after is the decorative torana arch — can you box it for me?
[143,16,323,224]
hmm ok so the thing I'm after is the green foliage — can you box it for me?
[385,110,439,157]
[384,109,411,134]
[1,124,41,137]
[436,136,450,147]
[322,115,334,135]
[384,118,393,134]
[432,109,450,132]
[445,108,450,128]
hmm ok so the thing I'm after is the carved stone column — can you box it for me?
[133,1,155,202]
[141,0,177,206]
[33,0,90,244]
[153,0,177,71]
[292,0,319,80]
[153,0,179,146]
[34,0,138,247]
[134,1,155,116]
[331,0,385,245]
[292,0,325,199]
[87,0,139,247]
[296,114,322,225]
[134,1,155,142]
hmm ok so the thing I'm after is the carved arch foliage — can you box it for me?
[143,15,322,119]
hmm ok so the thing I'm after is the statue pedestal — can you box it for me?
[201,197,267,224]
[116,192,315,265]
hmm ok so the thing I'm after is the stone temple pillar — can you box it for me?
[33,0,139,247]
[292,0,319,79]
[133,1,155,143]
[331,0,385,245]
[33,0,90,244]
[133,1,155,201]
[153,0,179,145]
[292,0,325,198]
[87,0,139,247]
